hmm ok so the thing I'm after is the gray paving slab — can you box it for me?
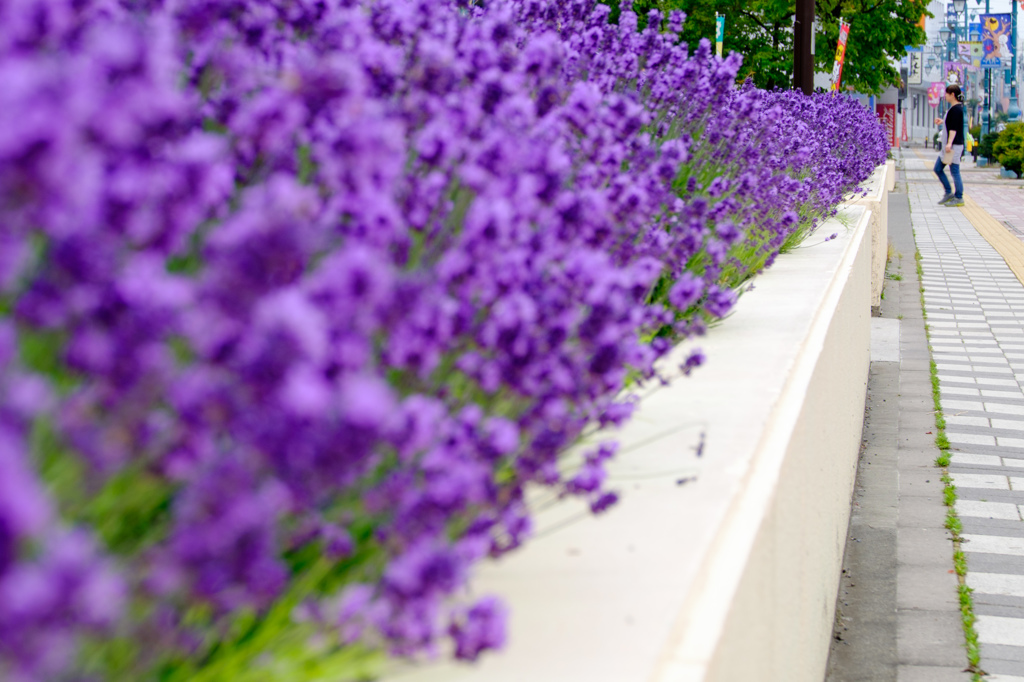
[961,519,1024,538]
[981,658,1024,677]
[897,610,970,667]
[976,603,1024,619]
[897,564,960,610]
[827,360,900,682]
[982,643,1024,662]
[897,527,956,567]
[969,553,1024,575]
[975,594,1024,610]
[957,490,1024,504]
[897,666,973,681]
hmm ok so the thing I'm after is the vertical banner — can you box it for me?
[876,103,897,147]
[908,50,923,85]
[960,41,984,67]
[980,14,1013,68]
[830,19,851,91]
[943,61,966,86]
[957,42,974,65]
[927,82,945,107]
[715,14,725,57]
[901,107,909,142]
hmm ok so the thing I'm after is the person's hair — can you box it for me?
[945,84,965,103]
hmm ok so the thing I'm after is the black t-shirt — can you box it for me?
[944,104,965,146]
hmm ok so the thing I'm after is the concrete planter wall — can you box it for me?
[853,161,892,312]
[391,171,884,682]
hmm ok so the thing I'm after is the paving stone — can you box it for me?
[980,644,1024,664]
[897,610,971,667]
[967,553,1024,576]
[898,445,941,468]
[963,534,1024,556]
[898,468,944,498]
[958,489,1024,505]
[950,472,1011,489]
[965,522,1024,542]
[897,527,955,566]
[975,603,1024,619]
[950,453,1002,467]
[957,500,1022,520]
[897,494,949,528]
[897,565,960,610]
[974,593,1024,610]
[948,432,998,446]
[980,657,1024,677]
[896,666,974,681]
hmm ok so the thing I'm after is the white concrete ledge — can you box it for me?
[851,161,891,309]
[389,202,874,682]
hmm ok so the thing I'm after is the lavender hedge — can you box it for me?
[0,0,887,679]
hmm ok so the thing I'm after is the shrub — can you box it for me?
[978,131,1001,160]
[994,123,1024,177]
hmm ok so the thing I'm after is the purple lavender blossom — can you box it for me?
[0,0,888,676]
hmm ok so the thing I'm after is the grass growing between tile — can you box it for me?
[915,243,985,680]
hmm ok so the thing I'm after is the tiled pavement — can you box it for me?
[906,148,1024,679]
[966,184,1024,242]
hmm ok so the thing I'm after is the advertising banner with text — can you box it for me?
[830,20,851,91]
[876,103,897,147]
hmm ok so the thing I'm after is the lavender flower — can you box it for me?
[0,0,888,676]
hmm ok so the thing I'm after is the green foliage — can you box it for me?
[814,0,929,94]
[159,557,383,682]
[635,0,928,93]
[945,510,961,535]
[943,483,956,507]
[994,122,1024,178]
[978,131,1000,160]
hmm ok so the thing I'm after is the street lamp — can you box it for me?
[952,0,966,15]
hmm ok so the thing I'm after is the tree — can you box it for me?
[629,0,929,94]
[994,122,1024,177]
[814,0,929,94]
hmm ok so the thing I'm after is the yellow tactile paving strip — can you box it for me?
[960,196,1024,285]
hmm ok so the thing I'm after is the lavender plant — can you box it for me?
[0,0,887,679]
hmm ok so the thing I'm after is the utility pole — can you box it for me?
[793,0,815,94]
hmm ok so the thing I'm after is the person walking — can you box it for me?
[933,84,966,207]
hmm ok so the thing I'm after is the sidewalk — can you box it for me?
[827,148,1024,681]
